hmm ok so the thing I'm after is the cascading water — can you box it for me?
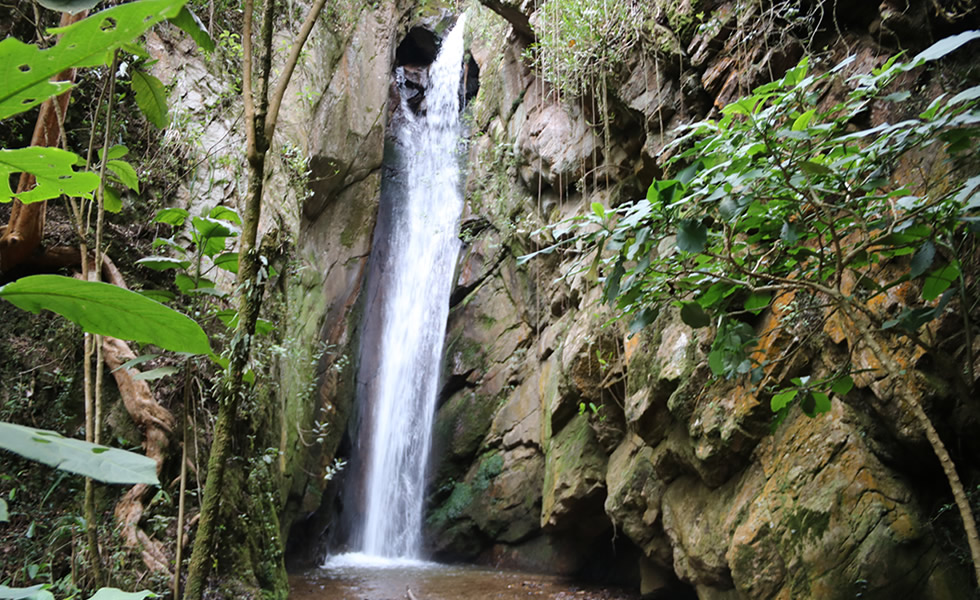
[342,16,467,560]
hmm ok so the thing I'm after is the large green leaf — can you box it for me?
[87,589,155,600]
[0,0,187,121]
[0,498,7,522]
[0,147,100,204]
[131,69,169,129]
[0,585,54,600]
[35,0,101,13]
[0,422,159,485]
[0,275,210,354]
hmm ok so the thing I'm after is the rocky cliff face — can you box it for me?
[421,1,979,598]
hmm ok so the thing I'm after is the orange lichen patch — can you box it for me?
[623,332,641,366]
[749,290,797,376]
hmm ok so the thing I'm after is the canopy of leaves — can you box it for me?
[529,32,980,410]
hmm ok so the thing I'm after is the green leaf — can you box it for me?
[591,202,606,219]
[175,273,198,294]
[214,252,239,274]
[131,366,178,381]
[0,584,55,600]
[131,69,169,129]
[154,207,189,226]
[107,159,139,192]
[791,109,816,131]
[770,389,798,412]
[744,293,771,314]
[676,219,707,253]
[698,281,735,308]
[35,0,101,13]
[136,256,190,271]
[810,391,831,414]
[627,308,656,335]
[909,240,935,278]
[87,589,156,600]
[99,144,129,161]
[168,6,215,52]
[0,0,187,121]
[708,349,725,376]
[831,375,854,396]
[192,216,235,257]
[111,353,159,373]
[922,263,959,301]
[104,186,122,213]
[0,498,7,522]
[680,301,711,328]
[0,147,100,204]
[910,30,980,66]
[780,221,799,243]
[799,160,832,176]
[209,205,242,225]
[137,289,175,303]
[0,275,210,354]
[0,422,158,485]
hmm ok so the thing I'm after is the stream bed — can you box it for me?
[289,554,640,600]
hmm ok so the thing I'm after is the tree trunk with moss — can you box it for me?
[181,0,326,597]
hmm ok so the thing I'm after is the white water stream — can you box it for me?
[341,16,467,561]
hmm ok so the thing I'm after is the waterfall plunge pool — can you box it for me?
[290,556,640,600]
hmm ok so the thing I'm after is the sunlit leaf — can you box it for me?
[214,251,239,274]
[0,0,187,120]
[154,207,189,226]
[744,293,771,313]
[0,147,100,203]
[107,159,139,192]
[87,589,156,600]
[209,205,242,225]
[137,289,175,303]
[0,584,55,600]
[910,30,980,66]
[770,389,797,412]
[103,186,122,213]
[136,256,190,271]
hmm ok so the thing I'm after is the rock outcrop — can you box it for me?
[422,0,979,598]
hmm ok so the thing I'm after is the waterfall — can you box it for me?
[346,15,467,560]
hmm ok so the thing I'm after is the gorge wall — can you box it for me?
[410,1,979,599]
[221,0,980,598]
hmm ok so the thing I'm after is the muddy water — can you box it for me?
[289,554,639,600]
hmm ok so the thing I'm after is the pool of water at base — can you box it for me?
[289,553,640,600]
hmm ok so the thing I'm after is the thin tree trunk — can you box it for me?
[842,304,980,585]
[0,11,85,273]
[181,0,325,595]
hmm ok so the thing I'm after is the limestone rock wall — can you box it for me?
[423,1,979,598]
